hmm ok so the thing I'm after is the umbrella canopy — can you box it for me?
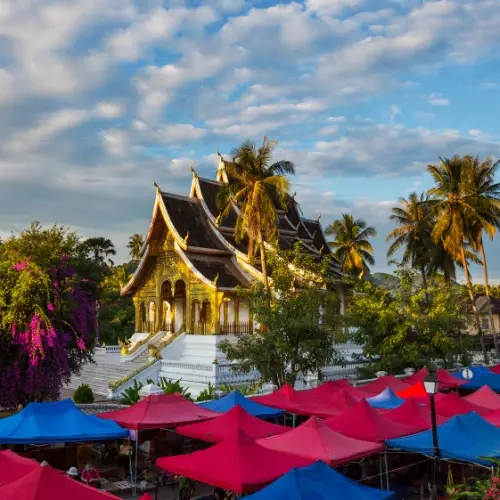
[465,385,500,410]
[397,382,428,400]
[250,385,310,414]
[99,394,218,430]
[385,399,448,432]
[323,399,420,442]
[434,392,491,418]
[258,417,383,465]
[302,380,356,400]
[0,450,38,486]
[0,400,128,444]
[156,429,312,493]
[404,368,466,390]
[453,366,500,391]
[489,363,500,375]
[367,388,405,410]
[358,376,410,395]
[388,412,500,466]
[0,464,120,500]
[304,389,361,419]
[177,405,289,443]
[245,461,396,500]
[199,390,284,418]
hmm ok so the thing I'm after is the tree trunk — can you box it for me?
[479,238,500,357]
[420,265,428,290]
[461,245,487,364]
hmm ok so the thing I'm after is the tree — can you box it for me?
[427,155,489,362]
[387,192,430,286]
[348,269,473,374]
[127,233,144,262]
[0,224,97,407]
[466,156,500,355]
[325,214,376,278]
[82,237,116,267]
[219,244,345,388]
[216,137,295,292]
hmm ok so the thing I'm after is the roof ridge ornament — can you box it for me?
[213,272,219,288]
[183,231,190,246]
[317,214,321,222]
[153,181,160,194]
[190,166,198,178]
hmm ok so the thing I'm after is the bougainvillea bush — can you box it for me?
[0,226,97,407]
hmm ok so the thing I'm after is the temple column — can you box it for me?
[133,296,140,332]
[212,290,220,334]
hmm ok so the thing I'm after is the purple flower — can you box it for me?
[47,303,54,312]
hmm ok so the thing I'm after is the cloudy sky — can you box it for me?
[1,0,500,281]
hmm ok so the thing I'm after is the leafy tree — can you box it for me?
[127,233,144,262]
[217,137,295,292]
[82,237,116,267]
[348,268,473,374]
[427,155,492,361]
[325,213,376,278]
[98,265,135,345]
[0,224,96,407]
[219,244,345,388]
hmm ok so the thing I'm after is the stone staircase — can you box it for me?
[66,333,172,397]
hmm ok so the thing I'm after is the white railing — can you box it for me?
[120,331,166,363]
[105,346,121,354]
[108,360,162,400]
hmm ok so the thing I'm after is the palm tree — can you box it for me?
[82,237,116,267]
[325,214,377,278]
[427,155,487,361]
[466,156,500,355]
[216,137,295,292]
[387,192,430,286]
[127,233,144,262]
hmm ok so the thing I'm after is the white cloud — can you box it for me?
[469,128,482,137]
[93,102,124,118]
[327,116,347,123]
[390,104,401,122]
[428,93,451,106]
[319,125,340,135]
[154,124,206,143]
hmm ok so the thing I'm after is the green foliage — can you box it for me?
[157,377,192,400]
[98,265,135,345]
[326,213,377,278]
[82,237,116,267]
[73,384,94,404]
[348,268,473,374]
[196,382,215,402]
[127,234,144,262]
[119,380,143,405]
[219,244,345,388]
[448,458,500,498]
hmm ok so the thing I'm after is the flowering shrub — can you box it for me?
[0,250,96,407]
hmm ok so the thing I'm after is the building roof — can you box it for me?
[474,294,500,314]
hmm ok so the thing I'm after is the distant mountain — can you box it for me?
[367,272,400,289]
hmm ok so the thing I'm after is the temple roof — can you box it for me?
[186,253,250,288]
[197,178,238,228]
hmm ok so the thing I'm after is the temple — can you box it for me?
[121,157,348,336]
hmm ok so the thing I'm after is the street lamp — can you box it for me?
[424,370,440,500]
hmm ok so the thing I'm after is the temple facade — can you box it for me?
[121,157,347,336]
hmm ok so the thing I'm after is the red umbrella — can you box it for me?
[358,376,410,395]
[385,398,448,432]
[397,381,427,400]
[176,405,289,443]
[465,386,500,410]
[98,393,218,430]
[0,464,120,500]
[323,399,420,442]
[434,392,491,417]
[258,417,383,465]
[0,450,38,486]
[250,385,306,413]
[139,494,153,500]
[157,429,312,493]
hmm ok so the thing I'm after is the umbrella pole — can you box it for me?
[384,450,390,490]
[292,413,296,428]
[134,432,139,497]
[128,438,133,485]
[379,454,383,489]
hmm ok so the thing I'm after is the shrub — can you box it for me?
[196,382,215,402]
[73,384,95,404]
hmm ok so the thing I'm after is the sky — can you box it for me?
[1,0,500,282]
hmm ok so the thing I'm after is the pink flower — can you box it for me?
[47,303,54,312]
[12,260,29,271]
[76,338,86,351]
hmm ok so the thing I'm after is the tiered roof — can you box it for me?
[122,158,341,295]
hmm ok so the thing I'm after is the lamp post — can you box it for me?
[424,370,440,500]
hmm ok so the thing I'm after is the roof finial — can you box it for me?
[316,214,321,222]
[183,231,190,246]
[292,192,296,199]
[190,166,198,178]
[213,272,219,288]
[153,181,160,190]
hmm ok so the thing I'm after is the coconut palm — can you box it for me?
[465,156,500,354]
[427,155,488,361]
[325,214,377,278]
[387,192,431,286]
[127,233,144,262]
[82,237,116,267]
[216,137,295,291]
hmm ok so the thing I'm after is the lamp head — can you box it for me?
[424,369,439,395]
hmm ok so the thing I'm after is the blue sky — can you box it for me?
[1,0,500,282]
